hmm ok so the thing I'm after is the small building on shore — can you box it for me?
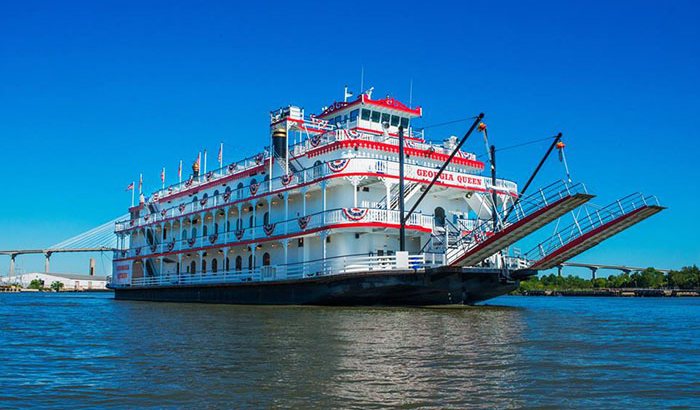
[3,272,108,291]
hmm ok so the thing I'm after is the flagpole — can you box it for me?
[203,149,208,175]
[161,167,165,190]
[131,181,135,207]
[219,142,223,173]
[179,160,183,184]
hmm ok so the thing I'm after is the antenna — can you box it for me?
[409,78,413,108]
[360,66,364,94]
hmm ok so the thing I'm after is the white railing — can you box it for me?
[112,253,428,288]
[115,207,434,259]
[116,157,518,233]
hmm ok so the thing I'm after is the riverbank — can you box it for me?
[520,288,700,297]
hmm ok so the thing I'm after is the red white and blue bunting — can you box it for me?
[281,172,294,186]
[166,240,175,252]
[188,238,196,247]
[342,208,368,221]
[200,197,208,207]
[263,223,276,236]
[310,134,322,147]
[178,203,187,214]
[227,163,237,173]
[223,191,232,202]
[234,229,244,240]
[298,215,311,230]
[209,234,218,244]
[249,182,260,195]
[160,209,167,217]
[255,154,264,165]
[327,159,350,173]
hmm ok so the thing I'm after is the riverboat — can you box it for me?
[108,87,663,305]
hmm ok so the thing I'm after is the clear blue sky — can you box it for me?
[1,0,698,276]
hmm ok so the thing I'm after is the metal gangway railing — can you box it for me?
[524,193,664,270]
[445,180,592,266]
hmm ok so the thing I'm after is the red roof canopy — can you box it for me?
[318,94,422,118]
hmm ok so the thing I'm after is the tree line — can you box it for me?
[517,265,700,292]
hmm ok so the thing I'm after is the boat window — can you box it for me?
[249,215,254,228]
[182,230,187,240]
[203,225,208,236]
[214,223,219,234]
[211,258,218,273]
[263,252,271,266]
[381,113,390,125]
[202,259,207,273]
[248,255,254,270]
[391,115,400,127]
[235,256,242,271]
[263,212,270,225]
[334,116,342,124]
[313,160,323,179]
[225,257,230,271]
[371,111,381,123]
[236,218,242,230]
[361,109,371,121]
[400,117,409,129]
[191,227,197,238]
[350,109,359,121]
[236,183,244,199]
[190,261,196,274]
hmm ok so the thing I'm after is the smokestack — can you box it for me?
[89,258,95,276]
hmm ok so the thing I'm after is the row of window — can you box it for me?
[328,108,410,129]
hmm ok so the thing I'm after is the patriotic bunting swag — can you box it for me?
[281,172,294,186]
[249,182,260,195]
[263,223,276,236]
[327,159,350,173]
[310,134,322,147]
[209,234,218,244]
[234,229,244,240]
[342,207,368,221]
[298,215,311,230]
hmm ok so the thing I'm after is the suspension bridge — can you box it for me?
[0,215,127,276]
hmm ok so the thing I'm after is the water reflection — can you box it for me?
[2,294,699,409]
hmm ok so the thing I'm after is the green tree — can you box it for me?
[50,281,64,292]
[28,279,45,290]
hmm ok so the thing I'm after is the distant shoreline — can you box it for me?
[518,289,699,297]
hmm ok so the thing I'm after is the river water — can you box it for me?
[1,292,698,409]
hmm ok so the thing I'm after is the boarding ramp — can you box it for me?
[525,193,664,270]
[447,180,594,267]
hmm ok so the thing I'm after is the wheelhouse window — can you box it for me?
[371,111,381,123]
[361,109,371,121]
[381,113,390,125]
[349,109,359,121]
[400,117,409,129]
[390,115,400,127]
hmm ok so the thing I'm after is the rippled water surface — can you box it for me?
[1,293,699,409]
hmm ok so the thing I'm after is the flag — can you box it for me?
[218,143,223,164]
[178,160,182,180]
[138,173,143,194]
[126,182,134,191]
[161,167,165,183]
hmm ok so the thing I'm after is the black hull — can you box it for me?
[112,267,520,306]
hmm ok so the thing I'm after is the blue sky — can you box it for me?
[1,0,698,276]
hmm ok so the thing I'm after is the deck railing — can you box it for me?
[114,207,434,259]
[110,253,427,288]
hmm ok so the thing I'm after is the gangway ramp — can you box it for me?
[448,180,594,267]
[526,193,664,270]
